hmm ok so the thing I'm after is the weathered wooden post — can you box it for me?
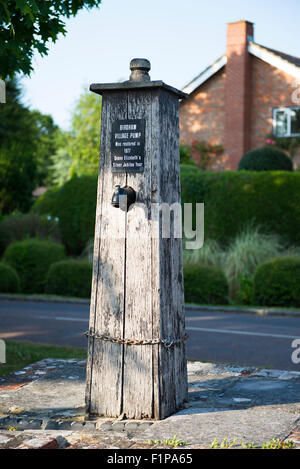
[85,58,188,420]
[0,79,5,103]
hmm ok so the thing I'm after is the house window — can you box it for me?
[273,107,300,137]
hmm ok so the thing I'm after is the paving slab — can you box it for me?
[0,359,299,449]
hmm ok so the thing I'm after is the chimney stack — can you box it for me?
[224,20,254,169]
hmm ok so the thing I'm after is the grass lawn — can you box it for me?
[0,340,86,378]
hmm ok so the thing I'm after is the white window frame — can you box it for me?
[273,107,300,137]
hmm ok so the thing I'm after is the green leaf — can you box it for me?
[0,0,102,78]
[14,0,28,14]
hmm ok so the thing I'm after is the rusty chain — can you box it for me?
[84,330,189,349]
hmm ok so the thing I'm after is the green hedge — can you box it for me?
[32,168,300,253]
[238,147,293,171]
[46,260,92,298]
[0,262,20,293]
[32,176,98,255]
[254,256,300,307]
[180,166,300,246]
[0,212,61,256]
[184,264,229,305]
[3,239,66,293]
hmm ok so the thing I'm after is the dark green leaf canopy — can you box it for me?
[0,0,101,78]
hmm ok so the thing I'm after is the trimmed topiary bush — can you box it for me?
[254,256,300,307]
[0,262,20,293]
[238,147,293,171]
[46,260,92,298]
[184,264,229,305]
[32,175,98,255]
[3,239,66,293]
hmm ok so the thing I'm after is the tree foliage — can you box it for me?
[0,78,37,213]
[0,78,36,146]
[50,134,73,186]
[69,90,101,176]
[51,89,101,183]
[0,0,102,78]
[31,110,59,185]
[0,78,59,213]
[0,142,37,214]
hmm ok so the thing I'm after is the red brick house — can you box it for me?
[180,20,300,169]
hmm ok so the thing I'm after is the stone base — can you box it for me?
[0,359,300,449]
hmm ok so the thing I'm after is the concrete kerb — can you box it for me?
[1,294,300,317]
[186,304,300,317]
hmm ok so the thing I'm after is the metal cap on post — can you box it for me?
[89,58,188,99]
[129,58,151,82]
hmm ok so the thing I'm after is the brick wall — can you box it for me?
[251,56,298,147]
[179,68,227,169]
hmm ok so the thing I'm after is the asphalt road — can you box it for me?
[0,300,300,371]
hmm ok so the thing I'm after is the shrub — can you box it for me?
[223,226,285,296]
[254,257,300,307]
[190,140,224,170]
[0,212,61,256]
[32,175,97,255]
[46,260,92,298]
[183,227,300,302]
[238,147,293,171]
[184,264,229,305]
[183,239,223,268]
[180,166,300,246]
[265,134,300,161]
[0,262,20,293]
[3,239,66,293]
[236,276,254,306]
[180,144,195,166]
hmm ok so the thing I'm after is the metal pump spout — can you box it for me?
[111,185,136,212]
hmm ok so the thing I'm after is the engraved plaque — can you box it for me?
[111,119,145,173]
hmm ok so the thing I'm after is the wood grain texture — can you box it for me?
[123,90,154,418]
[86,92,127,417]
[86,86,187,420]
[157,90,188,418]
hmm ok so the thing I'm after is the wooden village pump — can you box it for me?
[85,59,188,420]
